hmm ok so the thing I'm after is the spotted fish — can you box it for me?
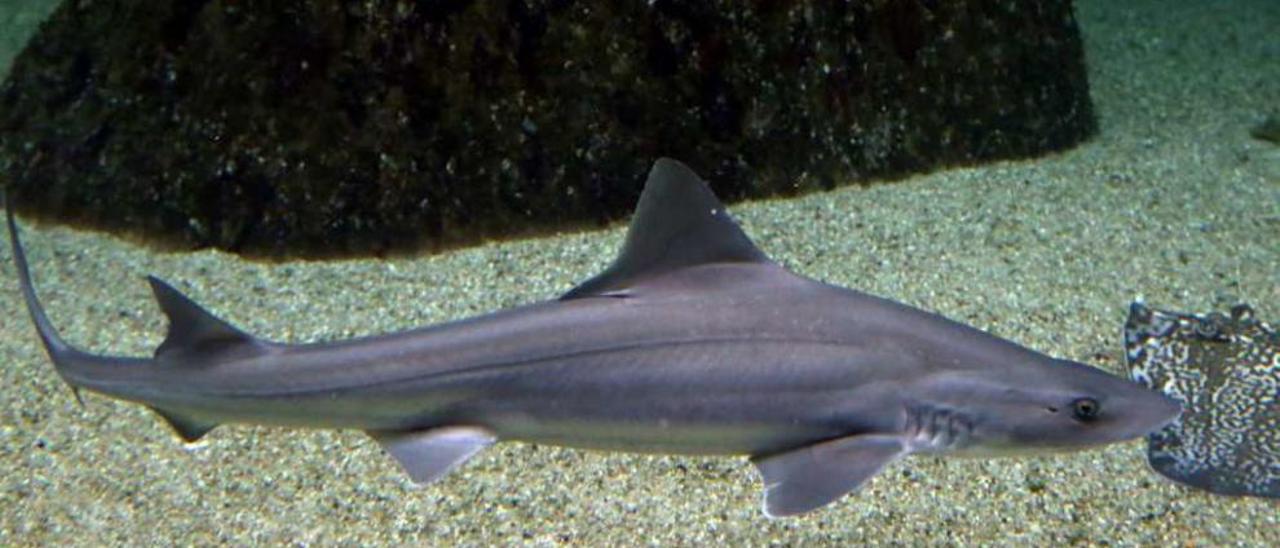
[1124,302,1280,498]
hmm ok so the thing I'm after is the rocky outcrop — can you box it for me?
[0,0,1095,258]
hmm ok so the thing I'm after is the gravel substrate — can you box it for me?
[1,0,1276,544]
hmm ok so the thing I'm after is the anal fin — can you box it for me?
[751,434,907,518]
[368,426,496,485]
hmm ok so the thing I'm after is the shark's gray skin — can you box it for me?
[6,159,1179,517]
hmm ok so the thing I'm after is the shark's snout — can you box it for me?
[1067,370,1182,447]
[958,358,1186,454]
[1126,385,1182,436]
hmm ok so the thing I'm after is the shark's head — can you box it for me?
[999,358,1181,450]
[920,358,1182,456]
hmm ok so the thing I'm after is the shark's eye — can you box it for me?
[1071,398,1101,422]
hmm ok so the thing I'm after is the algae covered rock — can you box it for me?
[0,0,1096,258]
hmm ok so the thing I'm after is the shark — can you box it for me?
[6,158,1180,517]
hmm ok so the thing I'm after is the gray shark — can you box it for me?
[6,159,1179,517]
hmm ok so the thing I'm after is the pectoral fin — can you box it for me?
[751,434,907,518]
[368,426,496,485]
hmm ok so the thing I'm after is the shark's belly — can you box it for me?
[476,396,850,456]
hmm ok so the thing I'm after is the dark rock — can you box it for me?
[1250,114,1280,144]
[0,0,1096,259]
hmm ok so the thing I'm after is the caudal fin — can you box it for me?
[4,192,92,402]
[5,194,257,442]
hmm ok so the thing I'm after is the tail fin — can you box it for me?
[4,192,92,403]
[6,194,260,442]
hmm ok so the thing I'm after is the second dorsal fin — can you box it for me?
[147,276,270,363]
[562,158,772,300]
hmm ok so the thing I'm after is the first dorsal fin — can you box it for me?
[146,276,269,363]
[562,158,772,300]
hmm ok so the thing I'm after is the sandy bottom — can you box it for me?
[2,0,1277,544]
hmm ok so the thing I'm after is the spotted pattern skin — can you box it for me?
[1124,302,1279,499]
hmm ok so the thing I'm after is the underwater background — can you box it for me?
[1,0,1277,544]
